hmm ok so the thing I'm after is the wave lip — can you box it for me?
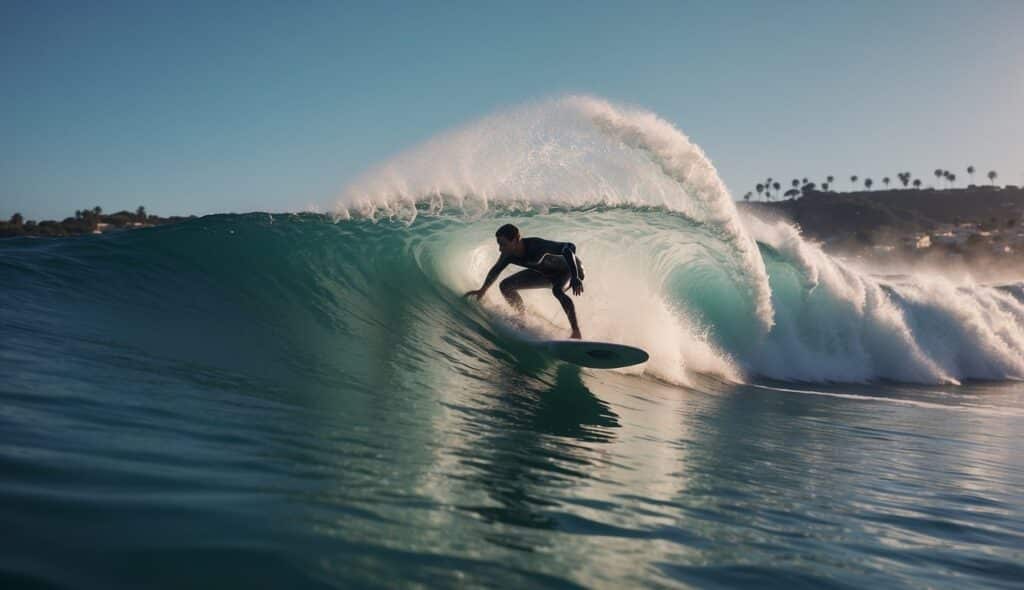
[338,95,774,337]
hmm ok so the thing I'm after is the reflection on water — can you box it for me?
[448,363,620,531]
[6,211,1024,589]
[2,272,1023,588]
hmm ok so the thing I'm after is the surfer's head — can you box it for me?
[495,224,521,255]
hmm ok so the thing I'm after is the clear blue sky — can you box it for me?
[3,0,1022,220]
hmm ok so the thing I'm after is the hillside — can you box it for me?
[742,186,1024,245]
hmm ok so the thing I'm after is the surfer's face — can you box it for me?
[496,235,518,256]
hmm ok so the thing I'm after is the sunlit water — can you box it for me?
[5,96,1024,588]
[2,214,1022,589]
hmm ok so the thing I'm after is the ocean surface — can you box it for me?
[3,97,1023,588]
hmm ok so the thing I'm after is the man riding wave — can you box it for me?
[464,224,584,339]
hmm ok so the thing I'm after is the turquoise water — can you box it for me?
[2,213,1022,589]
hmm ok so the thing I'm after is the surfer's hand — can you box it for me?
[570,277,583,296]
[464,289,484,300]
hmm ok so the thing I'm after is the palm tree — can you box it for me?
[773,181,781,195]
[792,179,800,188]
[967,165,975,185]
[934,169,942,187]
[136,206,146,220]
[822,182,830,191]
[756,183,764,199]
[865,178,874,190]
[913,179,922,189]
[949,173,957,187]
[744,192,752,202]
[850,175,858,190]
[988,170,998,185]
[92,206,102,216]
[883,177,890,189]
[9,213,23,226]
[826,175,835,188]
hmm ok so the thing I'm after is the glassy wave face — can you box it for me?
[2,97,1023,588]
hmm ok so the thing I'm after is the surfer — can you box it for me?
[464,224,585,339]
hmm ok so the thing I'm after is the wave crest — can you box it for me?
[338,95,774,335]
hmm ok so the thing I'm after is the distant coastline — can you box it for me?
[0,207,194,238]
[741,185,1024,278]
[6,185,1024,272]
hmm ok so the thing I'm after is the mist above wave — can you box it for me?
[337,95,773,335]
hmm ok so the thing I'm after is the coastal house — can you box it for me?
[899,234,932,249]
[930,223,985,248]
[931,231,964,247]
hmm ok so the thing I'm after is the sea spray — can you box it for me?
[744,212,1024,382]
[335,96,1024,384]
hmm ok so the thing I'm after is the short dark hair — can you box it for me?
[495,224,519,241]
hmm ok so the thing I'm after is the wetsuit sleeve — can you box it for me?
[480,255,510,292]
[561,243,582,283]
[536,239,582,282]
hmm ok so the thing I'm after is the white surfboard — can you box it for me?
[543,340,649,369]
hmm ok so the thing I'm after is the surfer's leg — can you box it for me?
[551,279,581,339]
[499,270,550,314]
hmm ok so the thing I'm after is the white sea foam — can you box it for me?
[338,96,773,334]
[743,212,1024,383]
[340,96,1024,385]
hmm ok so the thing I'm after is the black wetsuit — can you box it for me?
[484,238,584,293]
[480,237,584,336]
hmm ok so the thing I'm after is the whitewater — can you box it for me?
[337,95,1024,385]
[2,96,1022,589]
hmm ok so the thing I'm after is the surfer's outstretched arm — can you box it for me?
[464,255,509,300]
